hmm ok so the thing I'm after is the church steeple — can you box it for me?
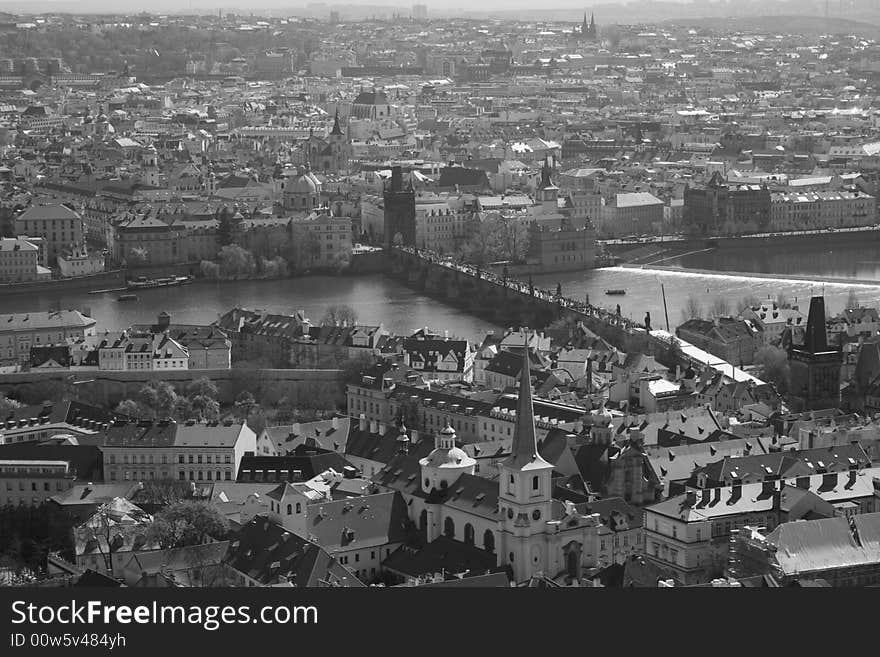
[330,107,343,136]
[503,333,552,471]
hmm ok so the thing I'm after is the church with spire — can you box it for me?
[295,108,350,173]
[376,334,615,585]
[578,12,597,42]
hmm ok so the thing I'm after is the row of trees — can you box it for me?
[114,378,220,422]
[200,244,290,281]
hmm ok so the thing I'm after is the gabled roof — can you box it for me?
[224,515,363,587]
[307,491,410,552]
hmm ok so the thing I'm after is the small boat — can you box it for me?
[117,294,139,302]
[605,289,627,295]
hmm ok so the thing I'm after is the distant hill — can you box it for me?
[665,15,880,39]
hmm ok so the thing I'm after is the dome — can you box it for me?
[421,444,475,469]
[288,166,320,194]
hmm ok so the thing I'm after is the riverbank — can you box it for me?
[605,225,880,259]
[618,263,880,289]
[0,269,126,297]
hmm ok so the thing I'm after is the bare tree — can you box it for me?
[845,288,860,310]
[736,295,761,315]
[708,297,731,320]
[322,304,358,326]
[680,294,703,323]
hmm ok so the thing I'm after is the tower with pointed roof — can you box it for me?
[787,296,841,411]
[579,12,597,42]
[537,157,559,213]
[498,332,555,582]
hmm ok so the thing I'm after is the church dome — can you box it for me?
[288,166,321,194]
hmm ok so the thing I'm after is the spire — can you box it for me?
[540,157,553,189]
[330,107,343,136]
[503,332,551,470]
[802,296,829,353]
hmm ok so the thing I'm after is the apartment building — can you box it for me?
[289,212,353,270]
[0,459,75,506]
[101,419,257,483]
[0,236,50,283]
[769,190,875,231]
[0,309,97,365]
[644,468,880,585]
[15,203,86,265]
[0,401,113,445]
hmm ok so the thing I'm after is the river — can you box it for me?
[3,242,880,342]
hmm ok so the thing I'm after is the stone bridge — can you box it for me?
[387,247,660,358]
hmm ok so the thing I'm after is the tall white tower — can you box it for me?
[497,333,555,583]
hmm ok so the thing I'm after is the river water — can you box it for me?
[3,242,880,342]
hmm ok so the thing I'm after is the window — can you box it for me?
[444,517,455,539]
[532,476,539,491]
[287,504,292,515]
[296,503,301,513]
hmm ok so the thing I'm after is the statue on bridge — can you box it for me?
[528,275,534,296]
[645,312,652,331]
[616,304,621,316]
[556,282,562,297]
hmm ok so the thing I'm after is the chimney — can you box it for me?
[846,469,857,489]
[359,414,366,431]
[411,429,419,443]
[684,489,697,507]
[157,311,171,331]
[369,420,378,434]
[700,488,710,506]
[796,476,810,489]
[822,472,838,490]
[378,422,387,436]
[331,416,339,430]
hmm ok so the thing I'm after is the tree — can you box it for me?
[846,289,860,310]
[681,294,703,322]
[17,380,66,405]
[200,260,220,280]
[137,381,178,419]
[217,244,256,279]
[340,352,377,383]
[145,501,228,550]
[190,395,220,421]
[172,396,193,421]
[775,293,791,310]
[186,377,218,401]
[114,399,142,419]
[234,391,256,419]
[322,304,358,326]
[708,297,730,320]
[736,295,761,315]
[755,346,791,395]
[0,395,20,418]
[246,406,268,435]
